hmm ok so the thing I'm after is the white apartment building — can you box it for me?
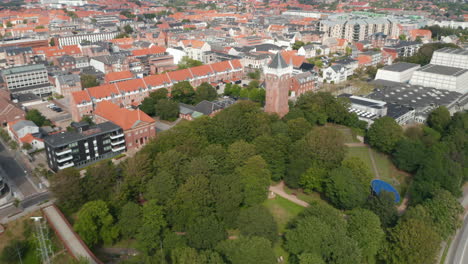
[319,18,399,41]
[430,48,468,70]
[57,32,119,47]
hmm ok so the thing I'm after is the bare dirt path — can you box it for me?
[269,181,309,207]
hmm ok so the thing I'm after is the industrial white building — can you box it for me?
[430,48,468,70]
[409,64,468,93]
[375,62,421,83]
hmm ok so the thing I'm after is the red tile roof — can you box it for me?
[116,78,146,93]
[72,90,91,104]
[104,71,133,83]
[167,68,193,82]
[211,61,232,72]
[132,46,166,57]
[189,64,213,77]
[95,101,155,130]
[181,39,206,49]
[20,133,42,143]
[144,73,171,87]
[88,84,119,99]
[230,59,243,69]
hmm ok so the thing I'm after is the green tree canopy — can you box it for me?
[74,200,119,247]
[118,202,142,239]
[155,99,179,121]
[325,167,368,210]
[178,56,203,69]
[195,82,218,103]
[427,106,451,133]
[366,116,403,153]
[237,205,278,243]
[186,215,227,249]
[365,191,399,228]
[237,155,271,206]
[216,236,276,264]
[171,81,195,104]
[422,189,463,239]
[382,219,441,264]
[346,208,384,263]
[80,74,99,88]
[286,126,346,188]
[137,200,167,255]
[50,168,85,214]
[26,109,49,127]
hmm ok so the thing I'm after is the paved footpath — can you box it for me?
[43,205,102,264]
[269,182,309,207]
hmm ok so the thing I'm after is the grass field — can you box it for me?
[346,146,410,198]
[0,211,75,264]
[263,196,305,233]
[326,124,360,144]
[264,196,305,264]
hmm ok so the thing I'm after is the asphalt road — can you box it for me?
[445,185,468,264]
[0,141,37,197]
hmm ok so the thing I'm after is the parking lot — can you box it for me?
[27,101,72,130]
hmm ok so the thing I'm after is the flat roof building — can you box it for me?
[44,122,125,171]
[430,48,468,69]
[1,64,53,96]
[409,64,468,93]
[375,62,420,83]
[370,79,468,123]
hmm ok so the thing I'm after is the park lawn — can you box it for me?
[326,124,359,143]
[273,241,289,264]
[346,145,411,199]
[346,146,374,173]
[263,196,304,234]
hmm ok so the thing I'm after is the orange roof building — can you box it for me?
[94,101,156,151]
[104,71,134,84]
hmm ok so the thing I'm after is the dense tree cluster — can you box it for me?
[49,90,467,263]
[223,83,266,105]
[140,82,218,121]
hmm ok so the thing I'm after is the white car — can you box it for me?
[47,104,56,108]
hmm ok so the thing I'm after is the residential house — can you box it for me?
[179,98,236,121]
[89,54,130,74]
[383,41,422,58]
[323,65,347,84]
[290,71,318,97]
[55,74,82,99]
[104,71,134,84]
[70,59,243,122]
[409,29,432,42]
[7,119,43,150]
[178,40,211,61]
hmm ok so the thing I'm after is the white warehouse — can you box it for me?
[375,62,420,83]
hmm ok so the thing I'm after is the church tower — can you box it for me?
[264,53,293,118]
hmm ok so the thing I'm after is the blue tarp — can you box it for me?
[371,179,401,203]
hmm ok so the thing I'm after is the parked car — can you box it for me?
[47,103,56,108]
